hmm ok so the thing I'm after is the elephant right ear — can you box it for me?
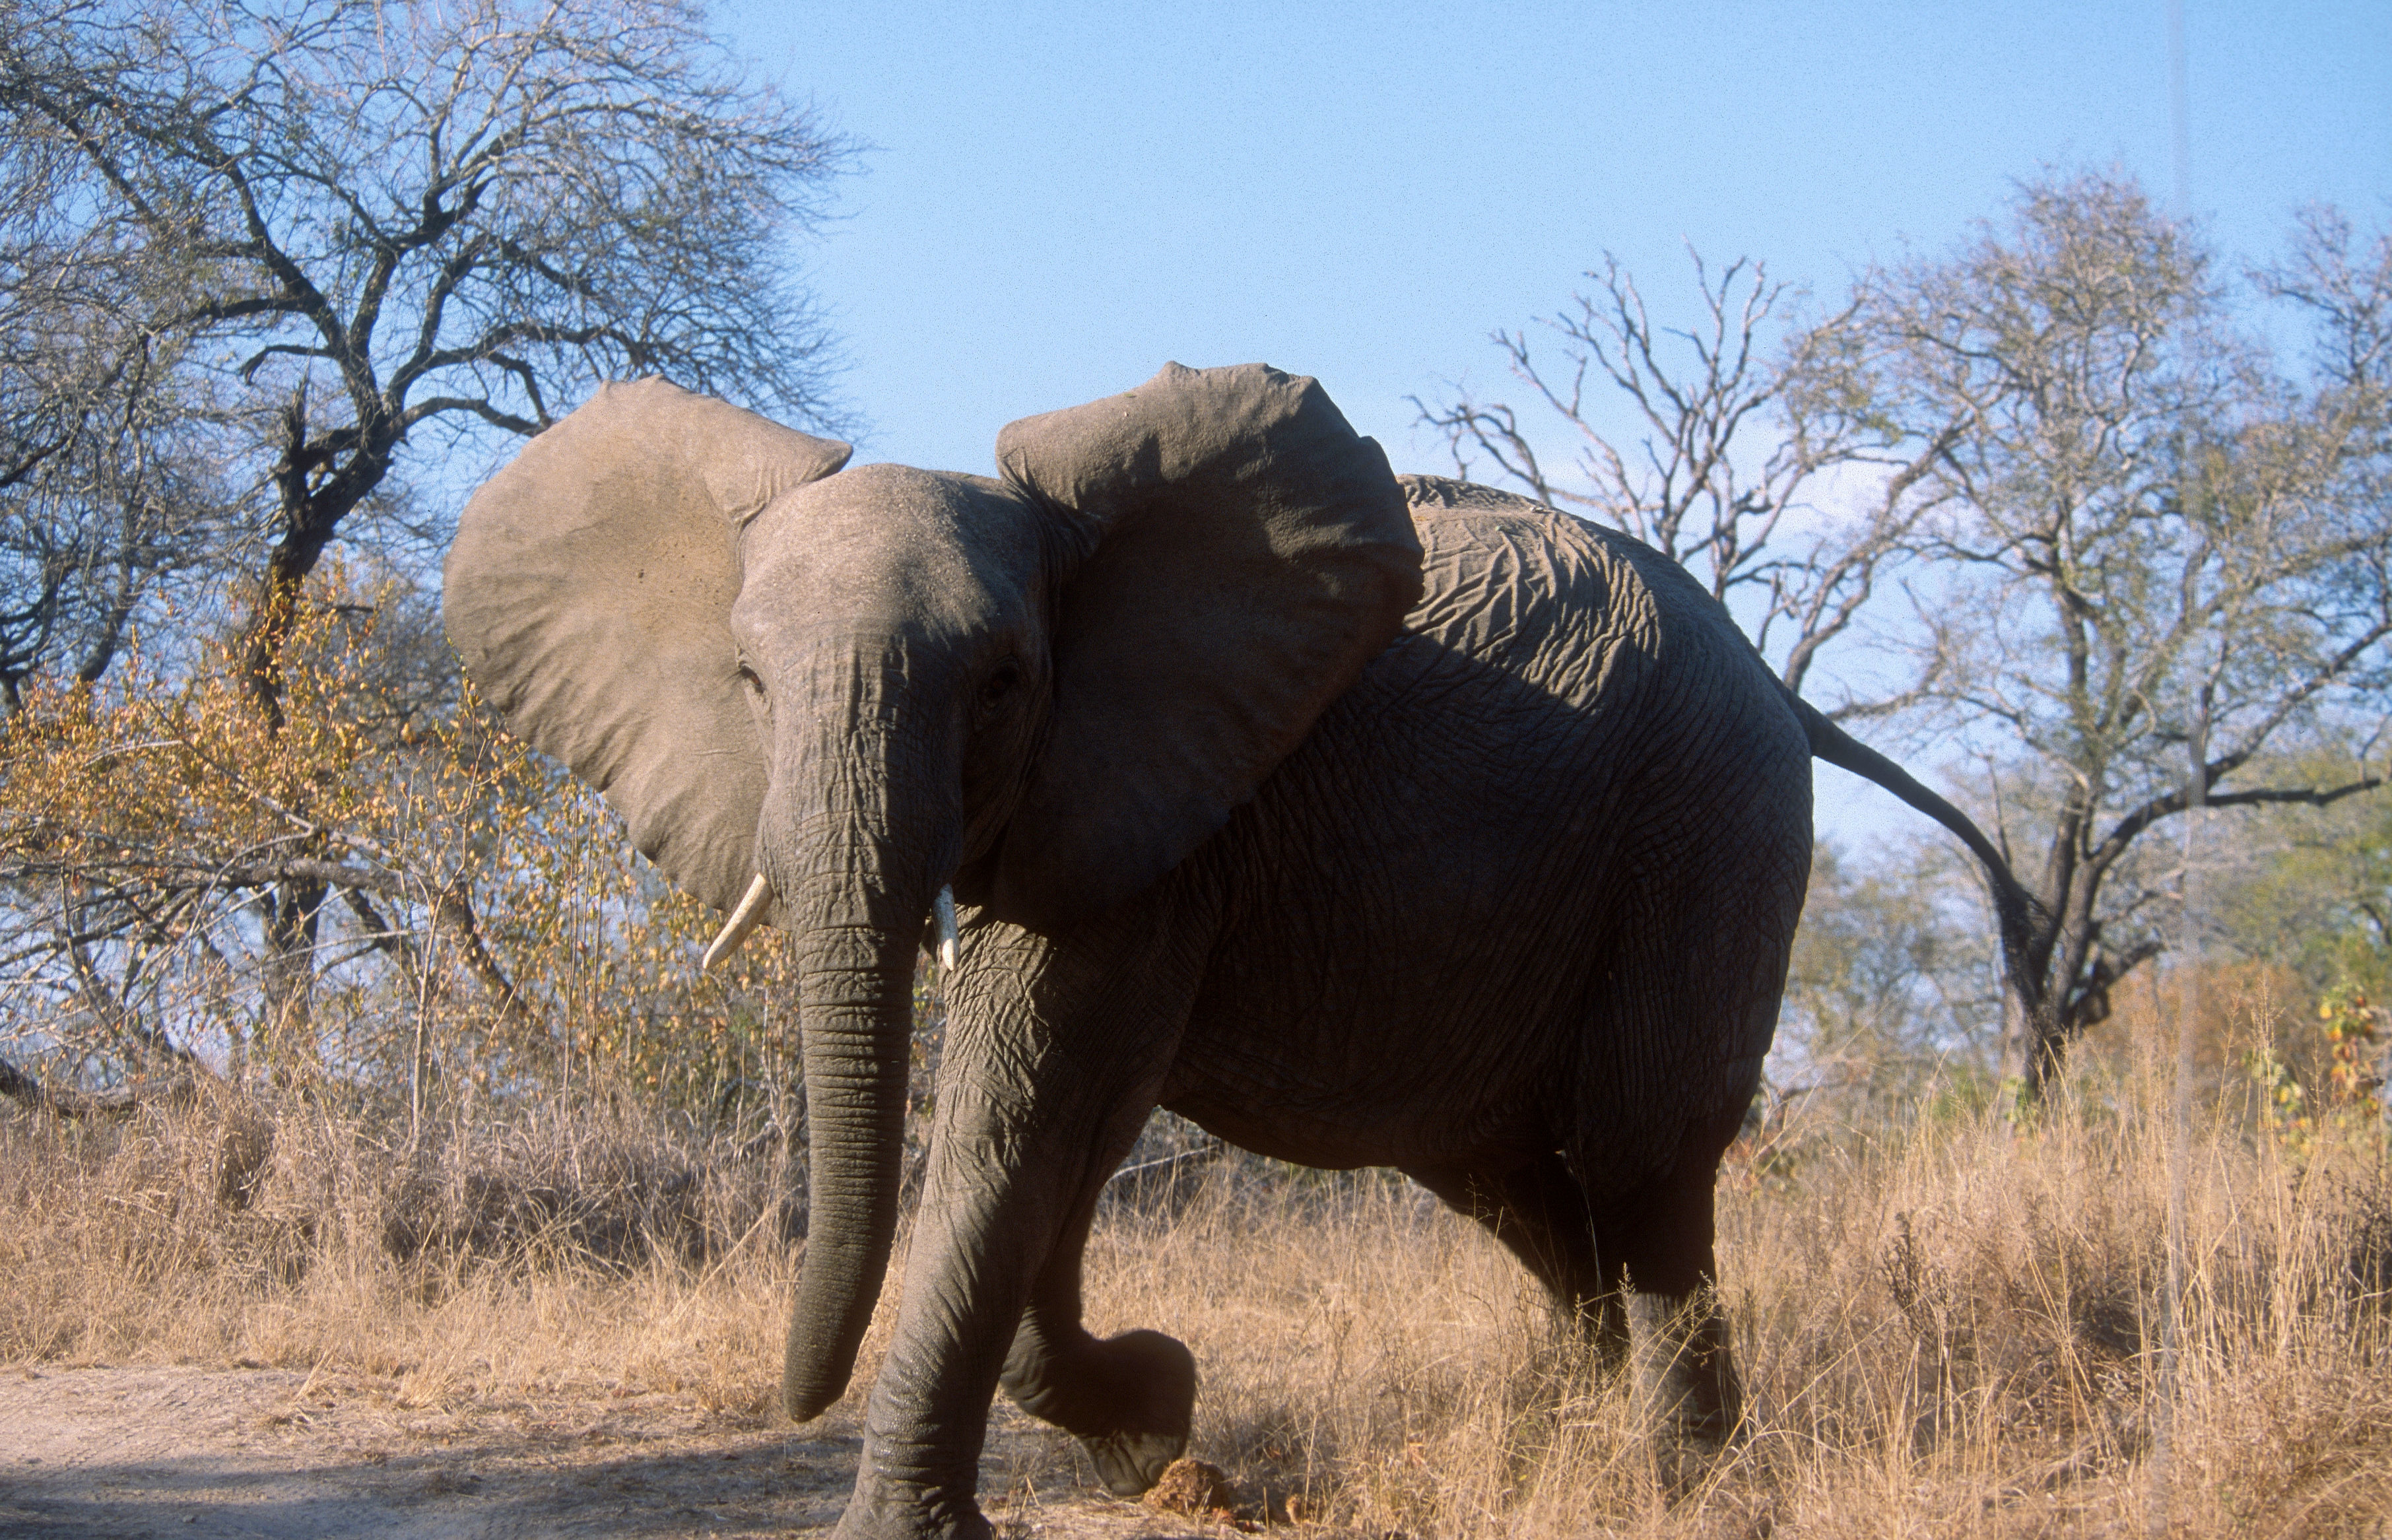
[442,379,851,916]
[991,363,1422,931]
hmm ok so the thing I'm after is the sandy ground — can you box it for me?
[0,1366,1250,1539]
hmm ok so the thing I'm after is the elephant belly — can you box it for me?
[1160,518,1812,1195]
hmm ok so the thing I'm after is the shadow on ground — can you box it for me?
[0,1367,1227,1539]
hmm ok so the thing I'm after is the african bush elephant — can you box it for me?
[444,363,2027,1539]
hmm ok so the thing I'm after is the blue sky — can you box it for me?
[725,1,2387,467]
[711,0,2390,840]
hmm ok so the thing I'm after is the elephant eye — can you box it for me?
[737,661,771,727]
[976,659,1022,717]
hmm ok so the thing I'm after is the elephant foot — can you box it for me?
[1649,1424,1735,1502]
[1071,1329,1195,1496]
[1005,1327,1196,1498]
[830,1478,993,1540]
[1077,1424,1188,1500]
[1627,1292,1743,1501]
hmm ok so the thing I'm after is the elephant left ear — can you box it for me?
[444,379,851,920]
[991,362,1423,932]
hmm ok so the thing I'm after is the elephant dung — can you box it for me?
[1141,1456,1239,1520]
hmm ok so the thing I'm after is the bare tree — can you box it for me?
[0,103,243,706]
[1770,840,1998,1119]
[1424,178,2392,1109]
[1,0,853,1071]
[1853,173,2392,1101]
[1417,248,1971,709]
[0,0,855,715]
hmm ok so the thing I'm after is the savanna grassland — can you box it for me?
[4,119,2390,1537]
[1,467,2387,1538]
[5,1052,2387,1539]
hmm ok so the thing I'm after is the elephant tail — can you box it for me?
[1789,693,2048,1002]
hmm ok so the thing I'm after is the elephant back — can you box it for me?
[1390,475,1810,841]
[1396,477,1716,708]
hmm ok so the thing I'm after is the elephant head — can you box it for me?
[443,362,1422,1419]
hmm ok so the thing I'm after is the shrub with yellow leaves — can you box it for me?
[2243,982,2391,1164]
[0,571,803,1119]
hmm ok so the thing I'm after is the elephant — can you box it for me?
[443,362,2030,1539]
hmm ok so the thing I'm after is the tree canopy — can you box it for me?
[0,0,854,712]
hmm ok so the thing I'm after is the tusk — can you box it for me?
[702,874,775,971]
[935,885,959,972]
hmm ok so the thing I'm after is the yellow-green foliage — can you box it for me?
[2247,985,2389,1165]
[0,576,801,1106]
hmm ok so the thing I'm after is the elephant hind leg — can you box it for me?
[1403,1152,1628,1371]
[1585,1108,1747,1490]
[999,1177,1196,1499]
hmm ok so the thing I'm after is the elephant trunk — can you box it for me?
[770,694,956,1423]
[781,879,918,1420]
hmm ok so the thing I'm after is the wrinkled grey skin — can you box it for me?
[445,364,1999,1540]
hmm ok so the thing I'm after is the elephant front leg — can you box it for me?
[833,1098,1092,1540]
[834,1001,1189,1535]
[999,1200,1196,1498]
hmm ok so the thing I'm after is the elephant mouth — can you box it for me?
[702,874,960,972]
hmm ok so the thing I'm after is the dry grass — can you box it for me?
[5,1074,2388,1538]
[0,1089,799,1421]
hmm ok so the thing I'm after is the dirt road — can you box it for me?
[0,1366,1229,1539]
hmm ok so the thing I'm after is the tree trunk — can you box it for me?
[236,399,389,1055]
[1997,867,2092,1116]
[257,877,325,1085]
